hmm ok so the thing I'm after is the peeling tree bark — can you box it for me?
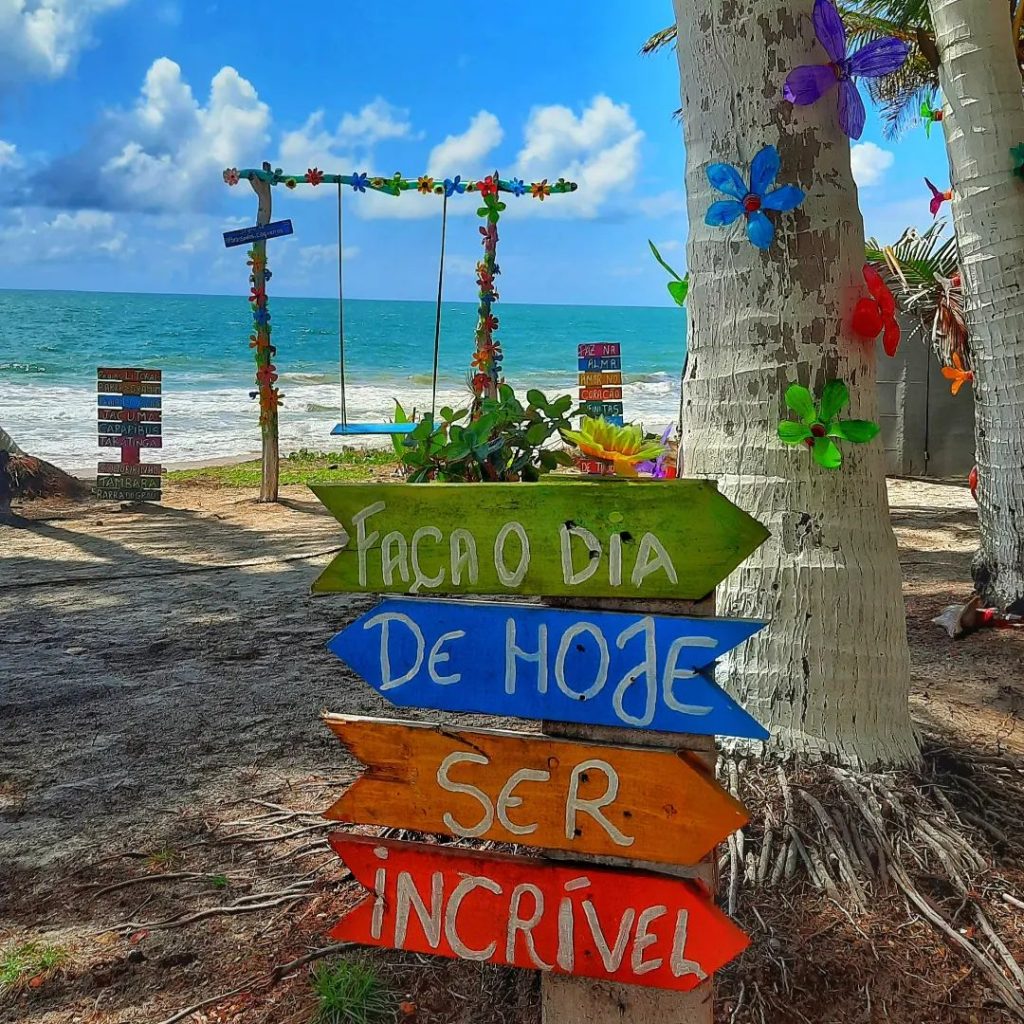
[928,0,1024,612]
[672,0,918,769]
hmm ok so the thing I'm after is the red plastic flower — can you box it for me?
[482,313,499,333]
[256,363,278,387]
[852,264,900,356]
[471,372,491,393]
[307,167,324,186]
[531,179,551,201]
[477,176,499,197]
[222,168,240,186]
[969,465,979,502]
[479,223,498,252]
[250,286,266,306]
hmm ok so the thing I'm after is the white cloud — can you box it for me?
[513,95,644,218]
[427,112,503,177]
[0,140,19,168]
[851,142,895,188]
[39,57,270,212]
[0,0,129,91]
[298,242,359,264]
[338,98,413,146]
[0,207,128,262]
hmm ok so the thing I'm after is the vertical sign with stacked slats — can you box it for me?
[96,368,162,502]
[577,343,624,475]
[312,480,770,1020]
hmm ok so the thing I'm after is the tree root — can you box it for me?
[718,740,1024,1022]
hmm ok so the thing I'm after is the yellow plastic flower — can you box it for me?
[561,417,666,477]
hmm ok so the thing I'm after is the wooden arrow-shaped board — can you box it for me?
[311,480,769,601]
[327,598,767,739]
[324,716,747,865]
[328,835,748,991]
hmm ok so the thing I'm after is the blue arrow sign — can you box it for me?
[328,597,768,739]
[222,219,294,248]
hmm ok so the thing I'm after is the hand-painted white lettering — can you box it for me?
[394,870,444,949]
[582,899,635,973]
[381,531,410,586]
[556,896,575,971]
[496,768,549,835]
[365,612,424,691]
[450,529,479,586]
[662,637,716,716]
[559,524,601,585]
[410,526,445,593]
[631,532,678,588]
[611,617,657,727]
[631,905,667,974]
[506,883,554,970]
[505,619,548,695]
[445,876,502,960]
[494,522,530,587]
[371,866,387,940]
[352,501,385,587]
[670,910,708,980]
[554,622,609,701]
[565,759,634,847]
[428,630,465,685]
[437,752,493,837]
[609,532,623,587]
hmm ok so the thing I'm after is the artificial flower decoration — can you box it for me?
[249,286,267,305]
[256,363,278,387]
[252,306,270,327]
[246,250,266,273]
[417,176,434,195]
[777,380,880,469]
[471,372,491,393]
[350,172,369,193]
[444,176,467,198]
[531,179,552,201]
[636,425,677,479]
[783,0,909,141]
[969,465,979,502]
[561,418,667,478]
[705,145,805,250]
[306,167,324,186]
[920,99,944,138]
[477,176,499,198]
[941,352,974,395]
[509,177,527,197]
[1012,144,1024,181]
[479,222,498,253]
[478,194,507,224]
[852,264,900,356]
[925,177,953,216]
[285,178,297,190]
[222,168,240,186]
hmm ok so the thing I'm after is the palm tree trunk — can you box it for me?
[929,0,1024,612]
[673,0,917,768]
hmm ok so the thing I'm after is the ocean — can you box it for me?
[0,289,686,469]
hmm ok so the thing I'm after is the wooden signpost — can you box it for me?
[328,835,749,992]
[96,368,162,502]
[313,478,770,1022]
[310,480,769,601]
[324,715,748,864]
[327,597,768,739]
[576,343,623,476]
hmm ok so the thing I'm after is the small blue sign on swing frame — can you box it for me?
[223,220,294,248]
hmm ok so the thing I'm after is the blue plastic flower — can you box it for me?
[350,172,369,193]
[252,307,270,326]
[443,175,467,198]
[705,145,805,250]
[508,177,527,197]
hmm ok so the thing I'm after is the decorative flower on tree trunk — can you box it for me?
[778,380,879,469]
[920,99,944,138]
[705,145,805,250]
[417,176,435,194]
[926,177,953,216]
[783,0,909,141]
[941,352,974,395]
[1012,144,1024,181]
[852,265,900,356]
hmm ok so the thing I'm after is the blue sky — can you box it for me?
[0,1,951,307]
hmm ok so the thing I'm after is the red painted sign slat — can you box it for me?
[329,835,747,992]
[97,368,162,382]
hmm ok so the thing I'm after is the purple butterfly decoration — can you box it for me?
[783,0,909,141]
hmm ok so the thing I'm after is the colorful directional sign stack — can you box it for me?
[313,479,770,1004]
[577,342,624,476]
[96,368,162,502]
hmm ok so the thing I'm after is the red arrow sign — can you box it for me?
[328,835,748,992]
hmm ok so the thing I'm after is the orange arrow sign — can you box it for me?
[328,835,749,991]
[324,715,747,866]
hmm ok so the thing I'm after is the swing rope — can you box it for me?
[429,192,449,426]
[336,181,347,428]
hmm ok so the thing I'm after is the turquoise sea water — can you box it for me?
[0,289,686,467]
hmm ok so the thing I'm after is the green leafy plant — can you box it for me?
[648,240,689,306]
[0,942,68,991]
[310,958,395,1024]
[398,384,577,482]
[778,381,880,469]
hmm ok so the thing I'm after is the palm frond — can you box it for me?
[866,223,968,364]
[641,25,676,56]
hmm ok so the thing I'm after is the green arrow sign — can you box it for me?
[311,480,768,600]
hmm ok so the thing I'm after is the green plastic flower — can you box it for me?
[777,380,879,470]
[1012,143,1024,181]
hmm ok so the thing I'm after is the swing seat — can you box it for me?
[331,422,418,436]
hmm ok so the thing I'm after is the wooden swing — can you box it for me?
[331,183,447,436]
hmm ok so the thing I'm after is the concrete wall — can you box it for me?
[875,323,976,479]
